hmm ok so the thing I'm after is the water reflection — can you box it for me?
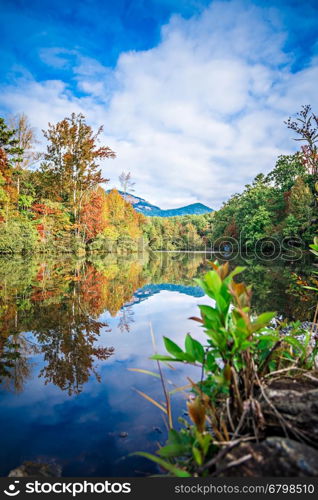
[0,251,316,476]
[0,253,207,393]
[0,252,316,394]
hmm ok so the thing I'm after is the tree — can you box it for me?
[0,118,21,222]
[41,113,116,227]
[0,117,23,161]
[9,113,39,170]
[8,114,40,198]
[285,105,318,178]
[266,154,306,192]
[0,150,11,218]
[81,187,108,241]
[119,171,135,194]
[288,176,313,224]
[103,189,145,249]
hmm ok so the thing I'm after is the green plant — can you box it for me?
[136,261,313,476]
[309,236,318,258]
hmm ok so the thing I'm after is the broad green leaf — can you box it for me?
[163,337,183,356]
[239,340,252,350]
[175,352,196,362]
[216,293,230,316]
[185,334,205,363]
[206,329,227,350]
[157,444,186,458]
[195,278,215,299]
[168,429,183,444]
[284,336,305,354]
[252,312,276,330]
[151,353,195,363]
[205,270,222,295]
[226,266,246,281]
[151,355,177,362]
[199,305,220,322]
[206,352,218,371]
[192,445,203,466]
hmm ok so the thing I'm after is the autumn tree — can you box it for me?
[81,187,108,241]
[103,189,146,249]
[0,118,22,221]
[41,113,116,228]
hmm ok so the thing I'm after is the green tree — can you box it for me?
[266,153,306,192]
[0,117,23,162]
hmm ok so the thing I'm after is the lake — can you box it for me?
[0,251,315,477]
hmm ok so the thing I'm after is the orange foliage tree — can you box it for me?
[81,187,108,242]
[0,148,18,221]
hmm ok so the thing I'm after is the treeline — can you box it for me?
[0,113,145,255]
[144,106,318,253]
[144,213,213,250]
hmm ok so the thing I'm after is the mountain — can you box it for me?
[114,190,213,217]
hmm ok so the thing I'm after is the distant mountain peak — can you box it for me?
[113,190,213,217]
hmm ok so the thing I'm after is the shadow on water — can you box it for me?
[0,251,316,475]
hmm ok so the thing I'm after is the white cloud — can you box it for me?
[39,47,76,69]
[1,0,318,209]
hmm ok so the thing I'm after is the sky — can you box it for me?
[0,0,318,209]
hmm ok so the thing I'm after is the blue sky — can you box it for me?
[1,0,318,208]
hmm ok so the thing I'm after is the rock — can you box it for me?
[119,432,128,438]
[217,437,318,477]
[8,461,62,477]
[261,378,318,445]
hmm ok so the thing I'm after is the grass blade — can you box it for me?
[133,452,191,477]
[134,389,167,414]
[128,368,160,379]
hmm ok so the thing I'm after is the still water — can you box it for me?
[0,252,315,476]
